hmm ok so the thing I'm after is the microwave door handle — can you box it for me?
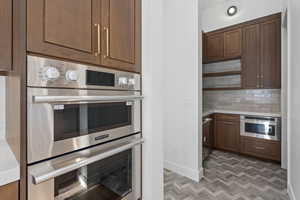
[33,95,144,104]
[31,138,144,185]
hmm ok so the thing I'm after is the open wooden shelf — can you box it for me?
[203,87,242,91]
[203,71,241,78]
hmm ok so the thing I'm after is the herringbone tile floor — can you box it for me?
[164,150,289,200]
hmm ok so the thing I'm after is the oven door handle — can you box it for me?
[33,95,144,103]
[30,138,144,185]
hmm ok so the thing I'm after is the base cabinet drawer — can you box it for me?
[241,136,281,161]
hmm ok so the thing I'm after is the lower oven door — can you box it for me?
[28,134,143,200]
[27,88,142,164]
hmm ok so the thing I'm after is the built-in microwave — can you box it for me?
[240,115,281,141]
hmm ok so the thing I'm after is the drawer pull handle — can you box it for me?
[255,146,265,150]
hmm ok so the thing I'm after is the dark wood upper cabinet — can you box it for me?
[0,0,12,72]
[224,29,242,59]
[204,29,241,63]
[27,0,141,73]
[101,0,141,73]
[242,24,260,89]
[205,33,224,63]
[260,18,281,89]
[215,114,240,153]
[27,0,101,65]
[242,15,281,89]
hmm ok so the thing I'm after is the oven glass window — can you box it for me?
[54,150,132,200]
[245,123,275,136]
[54,103,132,141]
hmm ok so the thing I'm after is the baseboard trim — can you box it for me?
[164,160,202,182]
[288,183,296,200]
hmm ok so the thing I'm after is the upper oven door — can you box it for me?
[27,88,142,164]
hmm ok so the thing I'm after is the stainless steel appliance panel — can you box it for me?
[27,88,142,164]
[27,55,141,91]
[240,115,281,141]
[28,134,142,200]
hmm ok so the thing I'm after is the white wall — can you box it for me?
[141,0,164,199]
[163,0,202,181]
[0,77,5,140]
[288,0,300,199]
[202,0,284,32]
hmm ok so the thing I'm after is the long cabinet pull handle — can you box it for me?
[31,138,144,185]
[33,95,144,103]
[94,24,101,56]
[104,27,110,57]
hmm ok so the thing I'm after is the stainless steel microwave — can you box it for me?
[240,115,281,141]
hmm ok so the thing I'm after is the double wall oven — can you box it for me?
[27,56,143,200]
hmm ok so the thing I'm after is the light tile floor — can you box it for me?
[164,150,289,200]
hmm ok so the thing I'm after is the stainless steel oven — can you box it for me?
[240,115,281,141]
[28,134,143,200]
[27,55,142,163]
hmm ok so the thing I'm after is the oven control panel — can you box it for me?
[28,55,141,91]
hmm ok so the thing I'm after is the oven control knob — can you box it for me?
[45,67,60,80]
[65,70,78,81]
[128,78,135,86]
[118,77,128,86]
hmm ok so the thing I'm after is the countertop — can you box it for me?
[0,140,20,186]
[203,109,281,118]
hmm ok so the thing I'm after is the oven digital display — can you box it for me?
[86,70,115,86]
[245,123,275,136]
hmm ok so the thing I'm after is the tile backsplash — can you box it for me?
[203,89,281,113]
[0,77,5,140]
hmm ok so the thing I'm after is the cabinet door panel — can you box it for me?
[242,25,260,89]
[0,0,12,71]
[44,0,93,52]
[216,120,240,152]
[260,19,281,89]
[205,33,224,62]
[0,182,18,200]
[101,0,141,73]
[224,29,242,59]
[27,0,101,65]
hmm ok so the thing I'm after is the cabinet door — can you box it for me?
[0,0,12,71]
[205,33,224,63]
[242,25,260,89]
[101,0,141,73]
[241,136,281,161]
[27,0,101,65]
[224,29,242,59]
[215,120,240,152]
[0,182,18,200]
[260,18,281,89]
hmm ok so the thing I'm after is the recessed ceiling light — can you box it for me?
[227,6,238,16]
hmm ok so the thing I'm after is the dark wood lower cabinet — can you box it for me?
[0,182,19,200]
[214,114,240,153]
[212,113,281,162]
[241,136,281,161]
